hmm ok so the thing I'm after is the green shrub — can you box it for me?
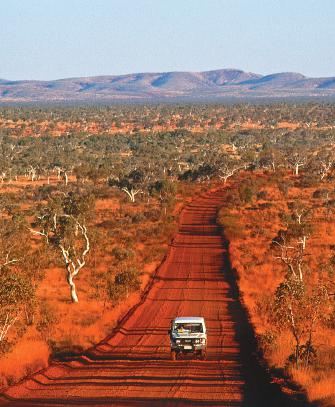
[224,189,242,207]
[115,268,141,291]
[49,335,84,356]
[107,267,141,304]
[36,301,59,339]
[0,339,12,355]
[112,246,134,261]
[295,173,319,188]
[107,280,128,303]
[257,330,277,352]
[217,210,245,239]
[143,246,166,263]
[312,189,329,199]
[131,213,145,223]
[144,209,161,221]
[238,183,254,204]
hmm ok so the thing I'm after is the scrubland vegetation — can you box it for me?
[218,170,335,405]
[1,102,335,404]
[1,103,335,138]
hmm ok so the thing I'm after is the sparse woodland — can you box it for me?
[1,103,335,405]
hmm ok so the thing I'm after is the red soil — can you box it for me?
[1,117,330,139]
[0,190,307,406]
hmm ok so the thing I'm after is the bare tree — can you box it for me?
[272,232,306,281]
[287,151,308,176]
[109,169,144,203]
[274,277,306,367]
[216,156,245,184]
[27,165,38,181]
[53,165,72,185]
[259,147,284,172]
[272,203,312,281]
[317,150,335,181]
[121,186,142,203]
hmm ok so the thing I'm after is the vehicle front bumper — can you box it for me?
[171,341,206,352]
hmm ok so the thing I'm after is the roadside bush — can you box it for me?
[143,208,161,221]
[143,246,166,263]
[257,330,277,353]
[112,246,134,262]
[314,347,335,371]
[254,293,273,317]
[0,339,12,355]
[0,273,34,346]
[107,280,127,303]
[107,268,141,304]
[115,268,141,290]
[131,213,145,223]
[217,209,245,239]
[158,221,178,243]
[237,180,256,204]
[135,225,154,242]
[240,186,254,204]
[312,189,329,199]
[36,301,60,340]
[49,334,84,357]
[224,189,242,207]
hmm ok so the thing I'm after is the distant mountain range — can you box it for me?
[1,69,335,103]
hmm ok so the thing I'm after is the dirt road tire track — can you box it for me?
[0,190,309,406]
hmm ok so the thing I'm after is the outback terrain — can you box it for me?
[0,103,335,405]
[1,69,335,103]
[0,190,307,406]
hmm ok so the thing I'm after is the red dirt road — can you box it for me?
[1,191,307,406]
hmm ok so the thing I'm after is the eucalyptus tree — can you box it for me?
[0,273,33,343]
[272,202,313,282]
[216,155,245,184]
[315,150,335,181]
[30,191,95,303]
[274,277,328,368]
[0,210,37,342]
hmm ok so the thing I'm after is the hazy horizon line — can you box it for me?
[1,66,335,82]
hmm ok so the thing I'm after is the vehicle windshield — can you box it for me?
[174,323,203,333]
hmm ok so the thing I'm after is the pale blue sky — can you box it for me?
[1,0,334,80]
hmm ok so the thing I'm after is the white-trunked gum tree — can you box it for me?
[30,191,95,303]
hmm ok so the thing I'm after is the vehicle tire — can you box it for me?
[200,350,207,360]
[171,351,176,361]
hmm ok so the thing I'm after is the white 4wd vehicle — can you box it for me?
[169,317,207,360]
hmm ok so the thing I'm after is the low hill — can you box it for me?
[1,68,335,103]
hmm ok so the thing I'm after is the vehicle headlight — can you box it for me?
[195,339,200,344]
[176,339,181,344]
[201,338,206,344]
